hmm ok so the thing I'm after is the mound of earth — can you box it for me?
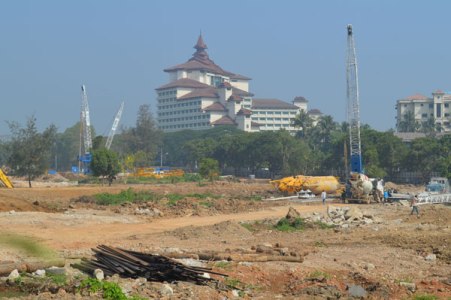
[169,220,252,240]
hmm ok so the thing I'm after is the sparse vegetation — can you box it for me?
[94,188,160,205]
[275,217,305,232]
[224,277,244,290]
[215,261,232,269]
[46,273,67,285]
[0,234,57,260]
[314,221,335,229]
[242,195,262,201]
[79,278,130,300]
[199,201,214,208]
[412,294,439,300]
[307,270,331,280]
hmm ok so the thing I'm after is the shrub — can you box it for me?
[275,217,305,232]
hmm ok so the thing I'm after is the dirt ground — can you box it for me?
[0,179,450,299]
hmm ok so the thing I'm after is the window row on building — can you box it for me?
[158,114,210,123]
[158,109,203,116]
[160,122,210,130]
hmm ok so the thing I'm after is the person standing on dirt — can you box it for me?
[410,194,420,217]
[321,190,327,205]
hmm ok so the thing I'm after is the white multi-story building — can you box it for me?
[156,35,312,133]
[396,90,451,132]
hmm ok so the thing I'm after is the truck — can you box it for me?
[426,177,450,194]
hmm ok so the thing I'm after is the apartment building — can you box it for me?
[396,90,451,132]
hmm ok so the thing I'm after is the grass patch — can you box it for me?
[240,222,254,231]
[224,277,243,290]
[307,270,331,280]
[123,173,202,184]
[199,201,214,208]
[94,188,160,205]
[314,241,327,247]
[79,277,132,300]
[46,273,67,285]
[314,221,335,229]
[395,276,414,284]
[242,195,262,201]
[186,192,220,199]
[166,193,184,207]
[0,234,57,260]
[215,261,232,269]
[412,294,439,300]
[274,217,306,232]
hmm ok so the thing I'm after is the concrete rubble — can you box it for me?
[302,205,383,228]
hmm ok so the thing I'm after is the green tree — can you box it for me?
[292,110,313,138]
[116,104,162,165]
[398,111,420,132]
[90,148,121,186]
[199,158,219,181]
[7,116,57,187]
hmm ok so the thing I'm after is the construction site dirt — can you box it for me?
[0,180,449,299]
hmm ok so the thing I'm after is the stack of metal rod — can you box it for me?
[73,245,226,285]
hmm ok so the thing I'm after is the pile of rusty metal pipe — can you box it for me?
[73,245,226,285]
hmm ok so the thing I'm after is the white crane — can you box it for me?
[346,24,363,174]
[80,84,93,155]
[105,101,124,150]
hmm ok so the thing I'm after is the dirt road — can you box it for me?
[1,203,339,250]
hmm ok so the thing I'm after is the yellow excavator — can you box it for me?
[0,169,13,188]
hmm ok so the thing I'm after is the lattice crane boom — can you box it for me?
[105,101,124,150]
[81,84,93,154]
[346,24,363,174]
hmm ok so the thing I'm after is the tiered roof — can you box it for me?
[156,78,211,90]
[211,115,236,125]
[203,102,227,112]
[164,34,251,81]
[252,98,298,110]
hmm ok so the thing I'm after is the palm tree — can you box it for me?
[292,110,313,138]
[398,111,420,132]
[421,116,435,136]
[317,115,337,145]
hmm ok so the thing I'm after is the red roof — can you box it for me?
[404,93,428,100]
[252,98,298,109]
[228,94,243,102]
[194,34,207,50]
[203,102,227,112]
[308,109,322,115]
[177,88,218,100]
[156,78,211,90]
[232,87,253,97]
[163,35,250,80]
[219,81,232,88]
[293,96,308,103]
[211,115,236,125]
[230,73,252,81]
[237,108,252,116]
[433,89,444,94]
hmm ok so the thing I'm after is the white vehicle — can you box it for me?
[297,189,315,199]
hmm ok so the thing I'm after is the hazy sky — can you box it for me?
[1,0,450,135]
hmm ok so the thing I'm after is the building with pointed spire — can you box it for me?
[156,35,311,133]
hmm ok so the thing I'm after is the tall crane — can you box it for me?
[80,85,93,154]
[105,101,124,150]
[346,24,363,174]
[79,84,93,173]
